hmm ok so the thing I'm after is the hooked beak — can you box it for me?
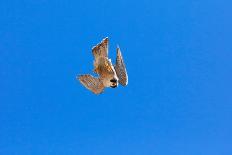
[110,85,117,88]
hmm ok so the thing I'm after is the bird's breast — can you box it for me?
[97,57,116,76]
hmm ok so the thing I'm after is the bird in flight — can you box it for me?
[77,37,128,94]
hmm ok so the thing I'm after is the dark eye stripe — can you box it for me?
[110,79,117,83]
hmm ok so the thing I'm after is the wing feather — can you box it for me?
[78,74,105,94]
[92,37,108,59]
[114,47,128,86]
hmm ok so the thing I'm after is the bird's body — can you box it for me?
[94,57,118,87]
[77,37,128,94]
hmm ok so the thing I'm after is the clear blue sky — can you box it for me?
[0,0,232,154]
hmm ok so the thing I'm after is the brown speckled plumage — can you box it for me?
[78,37,128,94]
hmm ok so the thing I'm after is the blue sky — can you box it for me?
[0,0,232,154]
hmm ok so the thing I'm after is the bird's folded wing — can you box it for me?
[92,37,109,59]
[78,74,105,94]
[114,47,128,86]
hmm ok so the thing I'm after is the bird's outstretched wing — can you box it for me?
[78,74,105,94]
[114,47,128,86]
[92,37,109,59]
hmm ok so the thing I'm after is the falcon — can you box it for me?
[77,37,128,94]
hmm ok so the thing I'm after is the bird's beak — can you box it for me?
[110,85,117,88]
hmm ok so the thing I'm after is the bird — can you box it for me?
[77,37,128,94]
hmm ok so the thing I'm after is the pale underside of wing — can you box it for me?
[92,37,109,60]
[78,74,105,94]
[114,47,128,86]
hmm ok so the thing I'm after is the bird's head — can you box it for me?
[110,78,118,88]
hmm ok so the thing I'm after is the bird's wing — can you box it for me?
[78,74,105,94]
[92,37,109,59]
[114,47,128,86]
